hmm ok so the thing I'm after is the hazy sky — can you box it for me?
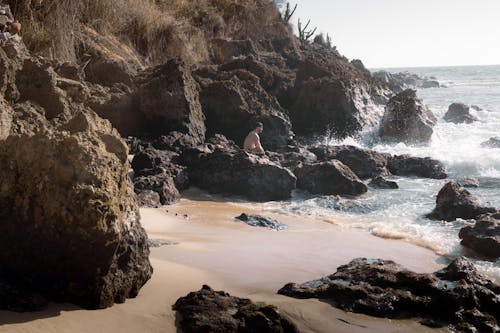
[288,0,500,68]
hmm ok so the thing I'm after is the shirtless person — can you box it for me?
[243,122,265,154]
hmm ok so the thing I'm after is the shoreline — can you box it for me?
[1,192,448,332]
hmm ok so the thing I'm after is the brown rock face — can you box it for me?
[459,212,500,258]
[379,89,436,144]
[173,285,300,333]
[0,107,152,309]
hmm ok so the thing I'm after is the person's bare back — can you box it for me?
[243,122,265,154]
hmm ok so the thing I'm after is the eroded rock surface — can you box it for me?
[459,212,500,258]
[173,285,300,333]
[278,257,500,332]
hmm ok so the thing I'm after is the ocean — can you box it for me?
[278,65,500,282]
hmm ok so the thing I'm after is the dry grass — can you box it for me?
[7,0,288,65]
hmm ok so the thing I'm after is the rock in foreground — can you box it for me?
[0,108,152,309]
[278,257,500,332]
[235,213,287,230]
[427,181,496,221]
[459,212,500,258]
[173,285,299,333]
[379,89,436,144]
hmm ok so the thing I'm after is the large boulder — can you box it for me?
[310,145,390,179]
[379,89,437,144]
[459,212,500,258]
[173,285,299,333]
[196,67,293,149]
[136,59,206,142]
[183,135,296,201]
[387,154,447,179]
[427,181,496,221]
[278,257,500,332]
[0,107,152,309]
[443,103,478,124]
[294,161,368,196]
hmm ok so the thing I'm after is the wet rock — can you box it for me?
[278,257,500,332]
[379,89,437,144]
[387,154,447,179]
[235,213,287,231]
[0,108,152,309]
[459,212,500,258]
[173,285,299,333]
[460,177,480,188]
[147,239,178,247]
[295,161,368,196]
[481,137,500,148]
[427,181,496,221]
[183,135,296,201]
[0,279,48,312]
[310,145,390,179]
[369,176,399,189]
[443,103,478,124]
[278,147,318,169]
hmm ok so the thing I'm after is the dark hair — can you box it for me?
[254,122,263,130]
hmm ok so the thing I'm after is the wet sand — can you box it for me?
[0,191,448,332]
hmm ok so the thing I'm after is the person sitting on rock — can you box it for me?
[0,21,21,45]
[243,122,265,154]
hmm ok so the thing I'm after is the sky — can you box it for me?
[286,0,500,68]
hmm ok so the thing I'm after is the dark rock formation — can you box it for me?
[369,176,399,189]
[427,181,496,221]
[373,71,440,93]
[350,59,370,75]
[379,89,437,144]
[235,213,287,230]
[183,135,296,201]
[211,38,258,64]
[295,161,368,196]
[388,154,447,179]
[459,212,500,258]
[443,103,478,124]
[173,285,299,333]
[481,137,500,148]
[278,257,500,332]
[0,279,48,312]
[0,108,153,309]
[310,145,390,179]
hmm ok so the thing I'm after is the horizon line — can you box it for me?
[369,63,500,70]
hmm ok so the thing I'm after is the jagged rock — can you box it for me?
[459,212,500,258]
[443,103,478,124]
[183,135,296,201]
[197,67,293,149]
[310,145,390,179]
[427,181,496,221]
[0,107,152,309]
[211,38,257,64]
[235,213,287,230]
[460,177,480,188]
[294,161,368,196]
[137,59,205,142]
[136,190,162,208]
[278,257,500,332]
[134,172,181,205]
[173,285,299,333]
[481,137,500,148]
[387,154,447,179]
[131,147,178,172]
[286,53,386,138]
[369,176,398,189]
[278,147,318,169]
[379,89,437,144]
[350,59,370,75]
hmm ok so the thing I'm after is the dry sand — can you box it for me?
[0,191,449,332]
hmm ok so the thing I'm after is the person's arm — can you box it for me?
[255,135,265,154]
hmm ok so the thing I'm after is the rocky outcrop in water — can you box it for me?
[235,213,287,230]
[379,89,437,144]
[481,137,500,148]
[369,176,399,189]
[443,103,478,124]
[173,285,299,333]
[373,71,440,93]
[182,135,296,201]
[388,154,447,179]
[295,161,368,196]
[427,181,496,221]
[278,257,500,332]
[310,145,390,179]
[459,212,500,258]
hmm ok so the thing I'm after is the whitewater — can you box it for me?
[277,65,500,282]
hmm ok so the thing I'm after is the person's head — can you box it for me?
[254,122,263,133]
[9,21,21,35]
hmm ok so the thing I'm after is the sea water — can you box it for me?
[279,65,500,282]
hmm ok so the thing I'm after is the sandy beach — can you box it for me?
[0,190,448,333]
